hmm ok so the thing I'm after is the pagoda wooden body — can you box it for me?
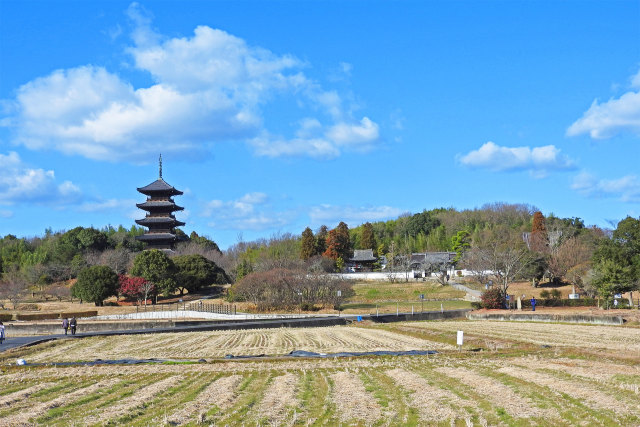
[135,158,184,251]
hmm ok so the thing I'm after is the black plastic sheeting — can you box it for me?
[18,350,438,366]
[225,349,438,359]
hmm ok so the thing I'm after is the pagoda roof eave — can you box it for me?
[136,201,184,211]
[135,233,179,242]
[137,178,183,196]
[136,218,186,227]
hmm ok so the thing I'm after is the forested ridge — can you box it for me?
[1,202,638,308]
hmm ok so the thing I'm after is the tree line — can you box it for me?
[2,202,639,308]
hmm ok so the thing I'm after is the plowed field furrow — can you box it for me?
[0,382,54,407]
[80,375,181,425]
[512,356,640,382]
[330,370,384,425]
[167,374,243,425]
[277,330,297,349]
[418,321,640,351]
[251,371,300,425]
[112,375,210,425]
[385,367,477,422]
[0,378,121,426]
[436,366,556,419]
[213,372,272,425]
[498,365,635,413]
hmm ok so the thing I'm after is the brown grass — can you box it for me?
[330,371,383,424]
[167,374,243,425]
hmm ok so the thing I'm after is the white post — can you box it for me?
[457,330,464,352]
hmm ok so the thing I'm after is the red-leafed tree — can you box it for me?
[530,211,549,253]
[323,222,352,264]
[118,275,155,303]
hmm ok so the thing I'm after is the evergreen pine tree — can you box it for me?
[300,227,315,260]
[315,225,328,255]
[360,222,377,255]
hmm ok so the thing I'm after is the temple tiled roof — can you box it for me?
[410,252,457,268]
[349,249,377,262]
[137,179,183,196]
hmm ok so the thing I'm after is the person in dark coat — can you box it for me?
[70,317,77,335]
[0,321,5,344]
[62,318,69,335]
[530,297,537,312]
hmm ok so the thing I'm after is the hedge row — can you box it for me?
[14,310,98,321]
[472,298,599,310]
[14,313,55,321]
[521,298,598,308]
[0,313,13,322]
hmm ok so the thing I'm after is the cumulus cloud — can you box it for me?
[250,116,379,159]
[309,204,403,227]
[2,5,380,161]
[458,141,575,177]
[203,192,294,230]
[0,152,82,205]
[567,69,640,139]
[571,172,640,202]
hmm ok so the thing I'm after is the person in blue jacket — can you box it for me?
[530,297,537,311]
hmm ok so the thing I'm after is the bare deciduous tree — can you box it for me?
[548,237,593,284]
[0,270,29,309]
[46,283,71,301]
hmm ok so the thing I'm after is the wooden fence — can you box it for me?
[135,302,236,315]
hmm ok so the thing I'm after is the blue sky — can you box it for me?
[1,1,639,249]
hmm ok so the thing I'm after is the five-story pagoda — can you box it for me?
[135,155,185,251]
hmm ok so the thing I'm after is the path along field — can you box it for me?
[0,320,639,426]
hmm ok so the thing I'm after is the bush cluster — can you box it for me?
[231,269,354,311]
[480,287,505,309]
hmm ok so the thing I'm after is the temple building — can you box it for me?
[135,155,185,251]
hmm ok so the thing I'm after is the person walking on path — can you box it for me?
[530,297,537,312]
[70,317,77,335]
[0,322,5,344]
[62,318,69,335]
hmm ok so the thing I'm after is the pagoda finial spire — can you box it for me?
[159,153,163,179]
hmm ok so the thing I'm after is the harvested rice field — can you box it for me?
[387,320,640,357]
[4,325,454,362]
[1,320,639,426]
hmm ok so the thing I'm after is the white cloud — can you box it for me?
[0,210,13,218]
[203,192,293,230]
[571,171,640,202]
[2,7,380,161]
[567,69,640,139]
[0,152,82,205]
[326,117,379,147]
[250,116,379,158]
[458,141,575,177]
[309,204,403,227]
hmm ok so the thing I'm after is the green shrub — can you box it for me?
[539,290,550,299]
[550,289,562,299]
